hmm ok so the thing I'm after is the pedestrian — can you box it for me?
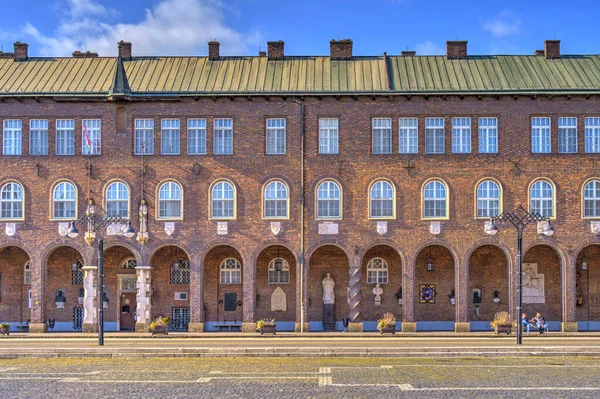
[521,312,532,335]
[532,312,548,334]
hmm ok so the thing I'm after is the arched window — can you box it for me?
[72,259,84,285]
[584,180,600,218]
[370,180,394,218]
[106,182,129,218]
[121,258,137,269]
[170,258,190,284]
[530,180,554,218]
[24,261,31,285]
[423,180,447,219]
[158,181,182,219]
[367,258,389,284]
[0,182,24,220]
[317,180,341,219]
[476,180,501,218]
[268,258,290,284]
[211,181,235,219]
[264,180,289,218]
[53,181,76,219]
[220,258,241,284]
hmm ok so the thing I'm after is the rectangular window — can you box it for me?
[82,119,101,155]
[161,119,180,155]
[399,118,418,154]
[187,118,206,155]
[3,119,22,155]
[134,119,154,155]
[214,118,233,155]
[266,118,286,154]
[319,118,338,154]
[558,117,577,153]
[29,119,48,155]
[531,117,551,153]
[372,118,392,154]
[56,119,75,155]
[585,117,600,153]
[452,117,471,153]
[478,117,498,153]
[425,118,444,154]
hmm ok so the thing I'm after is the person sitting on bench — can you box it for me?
[532,312,549,334]
[521,312,532,335]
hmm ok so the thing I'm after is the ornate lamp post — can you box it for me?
[484,205,554,345]
[66,199,135,346]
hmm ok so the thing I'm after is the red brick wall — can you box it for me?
[308,245,349,322]
[203,246,243,323]
[360,245,403,321]
[45,246,84,322]
[150,246,190,321]
[0,247,30,323]
[576,245,600,321]
[414,245,455,321]
[522,245,561,320]
[468,245,509,320]
[255,245,296,322]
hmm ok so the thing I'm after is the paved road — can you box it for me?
[0,356,599,398]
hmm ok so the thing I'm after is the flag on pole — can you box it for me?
[83,123,92,155]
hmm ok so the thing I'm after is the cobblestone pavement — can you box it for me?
[1,356,599,398]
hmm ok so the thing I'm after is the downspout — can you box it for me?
[293,97,305,333]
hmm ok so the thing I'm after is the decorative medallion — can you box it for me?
[418,284,436,304]
[318,222,338,235]
[429,221,441,235]
[5,223,16,237]
[164,222,175,236]
[270,221,281,236]
[591,221,600,235]
[58,222,70,237]
[376,221,387,235]
[217,222,228,235]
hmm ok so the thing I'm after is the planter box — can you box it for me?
[150,325,168,336]
[260,325,276,335]
[379,326,396,335]
[494,325,512,335]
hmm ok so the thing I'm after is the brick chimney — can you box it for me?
[330,39,353,60]
[401,50,416,57]
[208,41,220,60]
[0,51,15,59]
[259,51,266,57]
[267,41,284,60]
[72,50,98,58]
[446,41,467,59]
[13,42,28,61]
[118,40,132,59]
[544,40,560,59]
[534,49,545,56]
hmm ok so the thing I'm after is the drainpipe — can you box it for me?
[293,97,305,333]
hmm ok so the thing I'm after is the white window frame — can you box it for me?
[157,181,182,220]
[268,258,290,284]
[81,119,101,155]
[478,117,498,153]
[52,181,77,220]
[106,181,129,218]
[530,180,554,218]
[369,180,394,219]
[266,118,286,155]
[452,117,471,153]
[29,119,48,156]
[585,117,600,153]
[558,117,577,154]
[187,118,206,155]
[531,117,551,153]
[367,258,389,284]
[24,261,31,285]
[56,119,75,156]
[317,180,341,219]
[425,118,444,154]
[214,118,233,155]
[220,258,241,284]
[583,180,600,218]
[3,119,22,155]
[399,117,418,154]
[423,180,447,219]
[264,180,289,219]
[161,119,180,155]
[211,180,235,219]
[476,180,501,218]
[0,182,24,220]
[134,119,154,155]
[319,118,339,154]
[372,118,392,154]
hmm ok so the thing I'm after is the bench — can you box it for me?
[214,322,242,332]
[16,324,29,332]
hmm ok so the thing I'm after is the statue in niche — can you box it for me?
[522,264,545,303]
[137,199,149,244]
[473,290,482,304]
[322,273,335,304]
[372,283,383,305]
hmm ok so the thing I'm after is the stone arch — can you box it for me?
[0,245,33,326]
[103,240,142,264]
[39,239,91,266]
[574,243,600,330]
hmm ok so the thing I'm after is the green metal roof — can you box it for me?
[2,54,600,97]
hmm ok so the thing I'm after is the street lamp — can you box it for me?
[484,204,553,345]
[67,200,135,346]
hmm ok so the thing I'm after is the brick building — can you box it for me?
[0,39,599,333]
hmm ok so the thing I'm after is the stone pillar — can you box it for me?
[29,257,46,333]
[135,265,151,332]
[347,264,363,332]
[295,257,309,332]
[189,259,205,333]
[402,258,416,332]
[562,258,578,332]
[241,258,256,332]
[454,258,470,332]
[81,265,98,333]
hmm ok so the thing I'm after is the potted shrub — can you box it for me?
[0,323,9,336]
[377,312,396,335]
[491,311,512,335]
[256,318,276,335]
[148,316,169,336]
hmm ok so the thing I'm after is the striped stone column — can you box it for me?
[348,264,362,331]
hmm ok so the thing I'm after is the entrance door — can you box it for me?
[120,292,137,331]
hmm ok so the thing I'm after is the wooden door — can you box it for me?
[120,293,137,331]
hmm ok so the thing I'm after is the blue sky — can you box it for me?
[0,0,597,57]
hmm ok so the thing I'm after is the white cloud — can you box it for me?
[482,11,521,37]
[22,0,262,56]
[415,41,444,55]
